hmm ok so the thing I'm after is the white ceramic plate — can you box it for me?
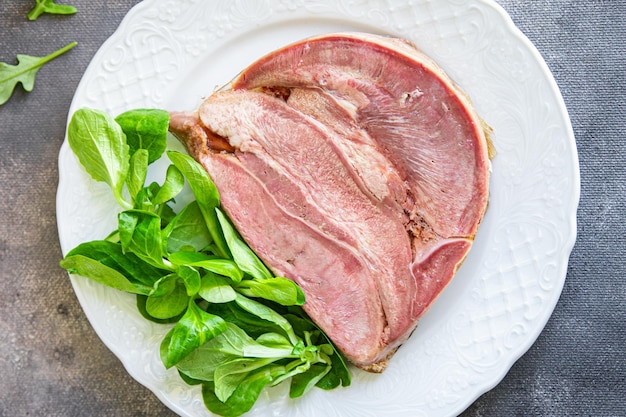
[56,1,580,416]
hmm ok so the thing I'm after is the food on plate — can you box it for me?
[169,32,492,372]
[61,107,351,417]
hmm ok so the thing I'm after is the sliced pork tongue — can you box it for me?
[169,32,491,372]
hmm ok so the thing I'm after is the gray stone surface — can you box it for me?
[0,1,624,416]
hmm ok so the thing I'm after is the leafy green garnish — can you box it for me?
[0,42,76,106]
[28,0,77,20]
[68,108,131,208]
[161,299,228,369]
[167,150,229,258]
[60,240,167,294]
[115,109,170,164]
[60,107,351,416]
[216,207,273,280]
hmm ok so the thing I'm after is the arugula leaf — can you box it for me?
[67,107,130,209]
[115,109,170,163]
[28,0,77,20]
[0,42,76,106]
[160,299,228,368]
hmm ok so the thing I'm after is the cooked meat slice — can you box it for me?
[232,32,490,238]
[169,32,491,371]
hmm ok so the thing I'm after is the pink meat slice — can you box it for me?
[169,32,490,371]
[232,32,490,238]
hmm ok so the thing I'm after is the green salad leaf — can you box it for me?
[68,108,130,209]
[126,149,149,203]
[60,107,351,417]
[161,299,228,368]
[28,0,77,20]
[167,150,229,258]
[146,275,188,319]
[0,42,76,106]
[115,109,170,163]
[161,201,212,254]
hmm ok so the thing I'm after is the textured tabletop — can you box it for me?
[1,1,624,416]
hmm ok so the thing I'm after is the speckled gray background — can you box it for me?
[0,1,624,416]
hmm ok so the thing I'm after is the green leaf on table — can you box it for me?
[1,42,76,106]
[160,299,227,369]
[28,0,77,20]
[115,108,170,164]
[67,106,130,209]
